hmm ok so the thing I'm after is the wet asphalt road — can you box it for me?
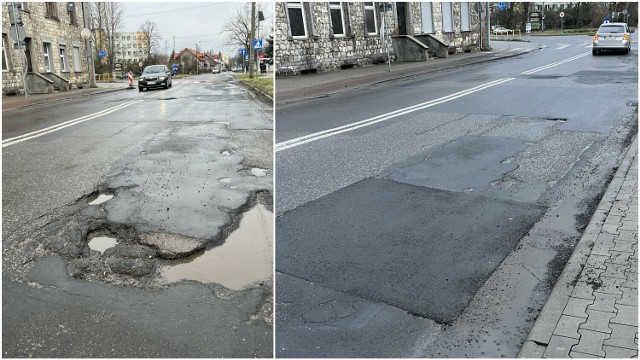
[275,36,638,357]
[2,73,273,357]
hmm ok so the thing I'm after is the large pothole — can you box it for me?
[160,204,273,290]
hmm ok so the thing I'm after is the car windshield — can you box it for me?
[143,66,166,74]
[599,25,626,33]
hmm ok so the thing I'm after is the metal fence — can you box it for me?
[491,29,522,41]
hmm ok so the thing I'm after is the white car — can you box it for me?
[493,26,511,35]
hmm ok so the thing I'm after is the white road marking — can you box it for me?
[2,100,143,148]
[556,44,570,50]
[521,52,590,75]
[275,77,516,152]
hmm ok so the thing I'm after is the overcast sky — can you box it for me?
[120,1,274,57]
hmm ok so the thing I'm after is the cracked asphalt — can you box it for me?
[2,73,273,357]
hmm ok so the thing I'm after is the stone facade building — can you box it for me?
[2,2,91,94]
[275,2,481,75]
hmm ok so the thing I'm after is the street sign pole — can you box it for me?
[249,2,256,79]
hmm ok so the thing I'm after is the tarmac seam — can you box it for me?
[518,135,638,357]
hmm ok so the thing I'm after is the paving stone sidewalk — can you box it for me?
[520,138,638,358]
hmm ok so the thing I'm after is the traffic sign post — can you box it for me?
[253,40,263,50]
[559,12,564,33]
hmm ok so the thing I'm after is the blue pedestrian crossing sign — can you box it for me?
[99,49,105,58]
[253,40,263,50]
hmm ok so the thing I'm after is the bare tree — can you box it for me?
[138,20,161,60]
[223,3,270,52]
[91,2,124,73]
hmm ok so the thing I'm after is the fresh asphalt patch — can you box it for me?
[276,177,546,323]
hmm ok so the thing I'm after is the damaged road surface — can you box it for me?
[2,73,273,357]
[275,36,637,357]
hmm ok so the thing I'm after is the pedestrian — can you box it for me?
[260,62,266,74]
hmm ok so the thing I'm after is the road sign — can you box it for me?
[498,2,507,11]
[139,61,143,67]
[99,50,105,58]
[253,40,263,50]
[240,48,246,55]
[604,17,610,23]
[172,64,178,71]
[559,12,564,18]
[8,24,26,42]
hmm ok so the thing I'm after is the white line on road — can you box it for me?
[556,44,570,50]
[275,77,516,152]
[2,100,143,148]
[521,52,590,75]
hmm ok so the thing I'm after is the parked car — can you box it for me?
[592,22,632,55]
[138,65,172,91]
[493,26,511,35]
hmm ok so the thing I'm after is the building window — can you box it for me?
[442,2,454,32]
[329,2,345,36]
[286,2,307,38]
[72,45,82,72]
[421,2,434,33]
[59,45,68,71]
[364,2,377,35]
[45,2,58,20]
[2,35,9,71]
[69,4,78,26]
[461,2,471,32]
[43,42,54,72]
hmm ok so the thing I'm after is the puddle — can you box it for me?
[250,168,268,177]
[161,205,273,290]
[219,178,231,183]
[88,236,118,254]
[89,194,114,205]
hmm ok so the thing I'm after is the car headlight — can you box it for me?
[159,76,166,81]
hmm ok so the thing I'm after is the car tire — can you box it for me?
[138,86,143,92]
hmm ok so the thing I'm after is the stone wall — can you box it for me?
[275,2,481,76]
[275,2,394,76]
[2,2,89,94]
[409,2,481,53]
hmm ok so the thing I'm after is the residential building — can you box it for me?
[275,2,481,75]
[172,48,205,74]
[113,31,148,65]
[2,2,91,94]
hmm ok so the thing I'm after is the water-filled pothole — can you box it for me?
[251,168,268,177]
[161,204,273,290]
[88,236,118,254]
[89,194,114,205]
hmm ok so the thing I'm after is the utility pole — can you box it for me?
[82,2,97,88]
[486,2,491,50]
[249,2,256,79]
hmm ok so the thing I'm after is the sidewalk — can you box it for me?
[276,39,540,105]
[519,137,638,358]
[2,80,131,112]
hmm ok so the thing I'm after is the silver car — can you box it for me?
[592,22,632,55]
